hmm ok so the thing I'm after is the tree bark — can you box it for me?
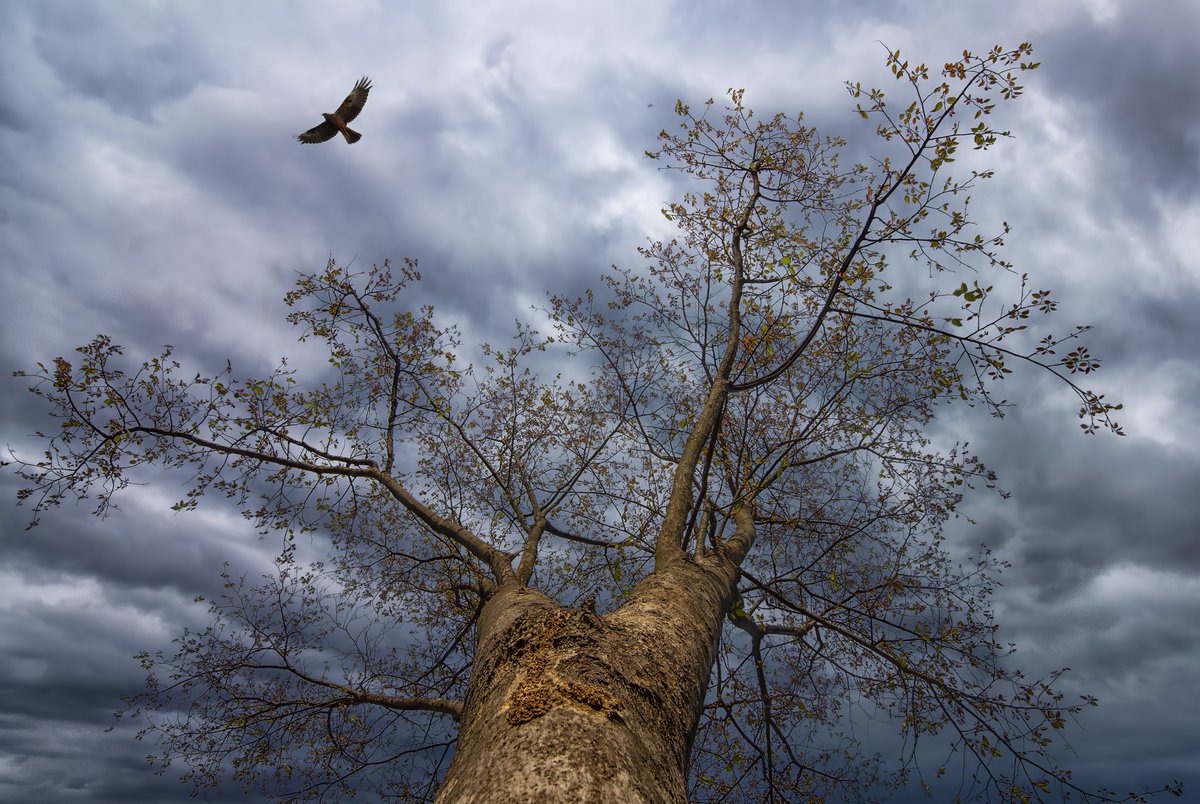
[436,553,742,803]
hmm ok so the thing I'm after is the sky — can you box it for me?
[1,0,1198,801]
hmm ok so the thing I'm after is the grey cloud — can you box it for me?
[2,0,1198,799]
[1040,0,1200,203]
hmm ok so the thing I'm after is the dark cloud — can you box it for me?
[30,6,204,122]
[1040,0,1200,204]
[2,1,1198,800]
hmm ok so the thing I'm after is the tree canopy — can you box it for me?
[8,44,1176,802]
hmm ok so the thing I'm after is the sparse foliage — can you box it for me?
[7,44,1174,803]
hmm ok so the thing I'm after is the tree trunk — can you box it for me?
[436,555,741,803]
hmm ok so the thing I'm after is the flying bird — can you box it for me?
[297,77,372,144]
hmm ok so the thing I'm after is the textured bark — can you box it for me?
[436,553,742,803]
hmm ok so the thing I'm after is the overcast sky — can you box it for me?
[1,1,1198,801]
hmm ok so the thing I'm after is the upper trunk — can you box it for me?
[436,553,742,803]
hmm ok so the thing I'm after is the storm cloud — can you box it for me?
[2,0,1197,799]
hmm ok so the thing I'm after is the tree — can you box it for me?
[7,44,1171,802]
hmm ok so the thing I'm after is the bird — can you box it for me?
[297,77,372,144]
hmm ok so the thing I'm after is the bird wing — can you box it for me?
[297,120,340,144]
[334,77,372,124]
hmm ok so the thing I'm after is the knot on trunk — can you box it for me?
[504,605,624,726]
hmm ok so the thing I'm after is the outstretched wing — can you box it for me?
[297,120,340,144]
[334,77,372,124]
